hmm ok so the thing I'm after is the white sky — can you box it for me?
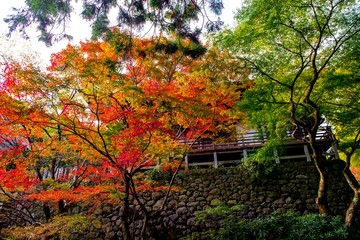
[0,0,242,65]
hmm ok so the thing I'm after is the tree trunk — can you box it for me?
[43,202,51,221]
[309,137,330,215]
[315,168,329,215]
[58,200,66,213]
[128,176,149,239]
[343,154,360,227]
[345,190,360,227]
[122,174,132,240]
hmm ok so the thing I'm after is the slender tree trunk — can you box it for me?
[43,202,51,221]
[161,156,185,211]
[58,200,66,213]
[309,137,330,215]
[128,176,149,239]
[315,167,329,215]
[345,189,360,227]
[343,154,360,227]
[122,174,132,240]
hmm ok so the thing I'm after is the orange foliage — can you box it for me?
[0,164,38,191]
[0,31,249,212]
[351,166,360,181]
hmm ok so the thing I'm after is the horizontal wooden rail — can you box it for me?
[188,127,334,153]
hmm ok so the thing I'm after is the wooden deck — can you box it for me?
[185,127,337,168]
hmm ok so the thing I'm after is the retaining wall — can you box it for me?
[74,160,356,239]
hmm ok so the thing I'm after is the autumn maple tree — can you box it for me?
[0,31,248,239]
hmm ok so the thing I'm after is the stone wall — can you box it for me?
[76,160,356,239]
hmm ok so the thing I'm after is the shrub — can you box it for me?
[2,214,92,240]
[183,211,348,240]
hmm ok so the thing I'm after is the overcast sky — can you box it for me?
[0,1,242,64]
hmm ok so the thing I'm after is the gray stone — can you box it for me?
[187,217,195,226]
[227,200,237,206]
[115,219,122,226]
[285,197,293,203]
[177,207,187,215]
[93,208,102,215]
[179,195,188,202]
[187,201,199,207]
[167,199,177,209]
[103,205,112,213]
[153,200,164,211]
[240,194,249,201]
[267,191,278,198]
[87,232,98,239]
[206,195,215,202]
[92,219,102,229]
[147,200,155,206]
[262,208,272,215]
[152,192,164,201]
[107,231,116,238]
[178,201,186,207]
[203,180,210,187]
[72,206,81,214]
[230,193,239,199]
[210,198,222,206]
[274,198,285,204]
[243,188,250,194]
[194,178,202,184]
[193,191,200,198]
[169,214,179,222]
[102,218,111,224]
[209,188,221,195]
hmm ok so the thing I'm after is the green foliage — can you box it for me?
[3,214,92,240]
[5,0,225,46]
[239,156,274,183]
[215,1,359,216]
[145,167,173,184]
[41,178,70,191]
[195,203,246,225]
[239,141,284,183]
[319,34,360,162]
[183,212,348,240]
[214,0,359,138]
[91,14,110,41]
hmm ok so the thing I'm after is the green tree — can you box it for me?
[4,0,224,46]
[215,0,359,215]
[320,34,360,227]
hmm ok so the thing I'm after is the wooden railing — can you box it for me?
[189,126,334,153]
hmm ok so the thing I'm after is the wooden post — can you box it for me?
[262,126,268,143]
[331,142,340,159]
[304,145,312,162]
[185,155,189,169]
[213,151,218,168]
[243,149,248,159]
[273,148,280,164]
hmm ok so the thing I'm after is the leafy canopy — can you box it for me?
[4,0,225,46]
[0,31,248,207]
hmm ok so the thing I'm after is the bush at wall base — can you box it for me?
[183,211,348,240]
